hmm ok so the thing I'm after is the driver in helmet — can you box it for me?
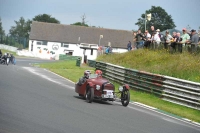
[84,70,91,79]
[95,70,102,77]
[78,70,91,85]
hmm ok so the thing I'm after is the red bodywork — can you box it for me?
[75,75,115,99]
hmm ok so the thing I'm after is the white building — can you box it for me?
[29,21,133,62]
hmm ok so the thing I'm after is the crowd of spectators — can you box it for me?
[128,26,200,53]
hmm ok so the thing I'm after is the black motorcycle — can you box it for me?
[0,54,9,66]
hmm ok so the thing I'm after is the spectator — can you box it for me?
[175,32,182,52]
[143,30,151,48]
[98,46,103,55]
[135,29,144,49]
[152,30,161,49]
[150,26,156,37]
[181,28,190,46]
[127,41,132,51]
[170,32,178,52]
[164,31,173,49]
[189,29,199,53]
[156,29,161,38]
[105,46,112,54]
[132,32,137,49]
[178,28,190,53]
[198,30,200,43]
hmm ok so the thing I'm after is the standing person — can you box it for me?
[175,32,182,52]
[135,29,143,49]
[132,32,137,50]
[150,26,156,37]
[143,30,151,48]
[180,28,190,53]
[164,31,173,49]
[170,32,178,52]
[152,30,161,49]
[156,29,161,38]
[189,29,199,53]
[98,46,102,55]
[127,41,132,51]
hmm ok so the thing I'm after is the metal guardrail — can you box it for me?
[87,60,96,68]
[88,60,200,110]
[59,55,81,60]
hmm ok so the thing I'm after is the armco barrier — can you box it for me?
[87,59,96,68]
[91,60,200,110]
[59,54,81,60]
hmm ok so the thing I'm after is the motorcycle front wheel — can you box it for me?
[121,90,130,107]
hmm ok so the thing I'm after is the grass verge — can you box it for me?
[36,60,200,123]
[97,49,200,82]
[1,49,17,56]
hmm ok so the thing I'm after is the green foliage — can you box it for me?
[33,14,60,24]
[135,6,176,32]
[0,18,5,36]
[71,22,89,27]
[97,49,200,82]
[1,49,17,56]
[9,17,31,39]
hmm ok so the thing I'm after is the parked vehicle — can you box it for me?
[75,70,130,106]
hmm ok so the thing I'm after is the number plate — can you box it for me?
[102,90,114,98]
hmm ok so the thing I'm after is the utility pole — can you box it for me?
[145,12,146,31]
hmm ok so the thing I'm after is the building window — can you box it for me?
[42,41,47,45]
[91,49,93,55]
[37,41,47,45]
[63,44,69,48]
[61,43,69,48]
[37,41,42,45]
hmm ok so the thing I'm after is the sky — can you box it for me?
[0,0,200,35]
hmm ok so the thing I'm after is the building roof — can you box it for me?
[161,29,182,35]
[29,21,133,48]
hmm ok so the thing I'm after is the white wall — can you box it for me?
[0,44,18,52]
[29,40,99,60]
[111,47,128,53]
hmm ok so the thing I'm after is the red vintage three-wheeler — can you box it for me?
[75,70,130,107]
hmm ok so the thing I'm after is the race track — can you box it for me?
[0,57,199,133]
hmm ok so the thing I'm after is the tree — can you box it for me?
[33,14,60,24]
[71,22,89,27]
[0,18,5,36]
[71,14,89,27]
[9,17,31,38]
[0,18,5,43]
[135,6,176,32]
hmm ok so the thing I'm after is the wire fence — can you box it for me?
[123,39,200,55]
[0,34,28,49]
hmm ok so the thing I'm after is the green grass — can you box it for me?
[38,60,95,82]
[1,49,17,56]
[97,49,200,82]
[36,60,200,123]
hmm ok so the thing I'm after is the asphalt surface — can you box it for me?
[0,57,199,133]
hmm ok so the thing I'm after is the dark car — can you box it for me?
[75,70,130,106]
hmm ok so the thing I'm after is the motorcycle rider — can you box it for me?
[10,54,15,64]
[0,49,2,57]
[1,53,7,64]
